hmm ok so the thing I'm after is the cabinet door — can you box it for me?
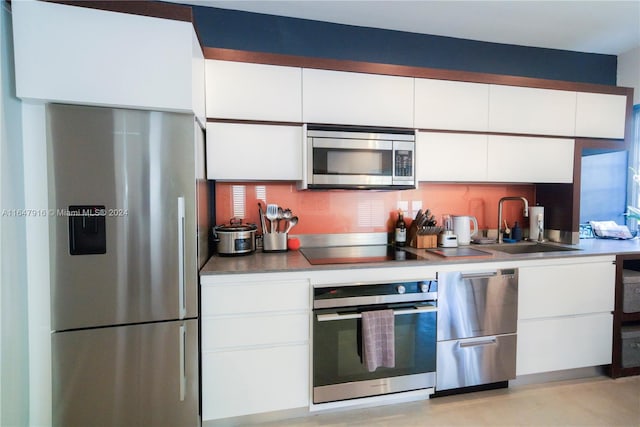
[206,123,302,180]
[13,1,194,111]
[519,260,615,320]
[487,135,574,183]
[202,345,309,420]
[205,60,302,122]
[517,313,613,376]
[417,132,488,181]
[415,79,489,131]
[575,92,627,139]
[302,69,414,128]
[489,85,577,136]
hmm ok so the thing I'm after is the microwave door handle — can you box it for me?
[316,305,438,322]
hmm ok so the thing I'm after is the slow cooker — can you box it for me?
[213,221,257,256]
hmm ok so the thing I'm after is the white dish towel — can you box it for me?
[361,309,395,372]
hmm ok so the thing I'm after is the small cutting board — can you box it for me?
[427,247,493,258]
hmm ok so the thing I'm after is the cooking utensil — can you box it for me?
[276,206,284,232]
[284,216,298,234]
[258,203,267,234]
[282,208,293,234]
[266,204,278,233]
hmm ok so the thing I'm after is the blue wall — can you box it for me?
[192,6,617,85]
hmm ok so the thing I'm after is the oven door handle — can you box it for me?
[316,305,437,322]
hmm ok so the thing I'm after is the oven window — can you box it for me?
[313,304,436,387]
[313,148,392,176]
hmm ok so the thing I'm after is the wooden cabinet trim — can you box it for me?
[610,255,640,378]
[44,0,194,22]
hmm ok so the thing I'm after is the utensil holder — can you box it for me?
[263,233,288,252]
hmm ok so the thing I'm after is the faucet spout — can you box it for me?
[498,197,529,243]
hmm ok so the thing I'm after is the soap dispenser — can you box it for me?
[512,221,522,241]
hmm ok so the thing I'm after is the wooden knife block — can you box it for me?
[411,234,438,249]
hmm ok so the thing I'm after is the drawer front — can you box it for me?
[436,333,516,391]
[519,262,615,319]
[202,312,309,351]
[202,345,309,420]
[202,280,310,316]
[516,313,613,376]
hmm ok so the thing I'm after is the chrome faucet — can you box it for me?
[498,197,529,243]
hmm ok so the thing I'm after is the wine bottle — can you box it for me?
[395,210,407,246]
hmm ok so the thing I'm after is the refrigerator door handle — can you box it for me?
[179,324,186,401]
[178,197,186,319]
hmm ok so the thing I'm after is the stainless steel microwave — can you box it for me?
[301,126,416,190]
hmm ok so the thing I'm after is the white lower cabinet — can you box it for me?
[516,258,615,376]
[517,313,613,376]
[201,278,310,421]
[202,345,309,420]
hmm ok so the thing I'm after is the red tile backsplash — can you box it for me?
[215,182,536,235]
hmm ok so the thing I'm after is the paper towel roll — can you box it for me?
[529,206,544,241]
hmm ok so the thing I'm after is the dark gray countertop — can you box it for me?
[200,238,640,276]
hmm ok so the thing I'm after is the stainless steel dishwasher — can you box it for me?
[436,269,518,393]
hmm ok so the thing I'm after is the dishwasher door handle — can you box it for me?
[460,271,498,280]
[458,337,498,348]
[317,305,437,322]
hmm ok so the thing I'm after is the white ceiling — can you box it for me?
[177,0,640,55]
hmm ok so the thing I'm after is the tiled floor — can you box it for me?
[261,375,640,426]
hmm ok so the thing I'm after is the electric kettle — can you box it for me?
[452,215,478,245]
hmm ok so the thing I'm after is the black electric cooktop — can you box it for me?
[300,244,421,265]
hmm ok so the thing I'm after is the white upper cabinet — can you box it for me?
[489,85,577,136]
[487,135,574,183]
[205,60,302,122]
[417,132,488,181]
[415,79,489,131]
[192,31,206,125]
[418,132,574,184]
[12,1,196,112]
[206,122,302,181]
[575,92,627,139]
[302,69,414,128]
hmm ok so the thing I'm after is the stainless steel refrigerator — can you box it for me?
[47,104,208,427]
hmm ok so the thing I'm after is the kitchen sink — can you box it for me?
[480,242,581,254]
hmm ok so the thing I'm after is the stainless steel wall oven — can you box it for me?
[312,280,437,403]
